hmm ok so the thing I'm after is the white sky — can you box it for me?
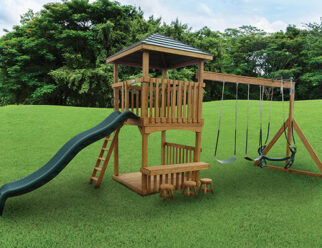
[0,0,321,37]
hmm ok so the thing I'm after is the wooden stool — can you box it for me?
[182,180,198,198]
[198,178,214,195]
[159,184,175,200]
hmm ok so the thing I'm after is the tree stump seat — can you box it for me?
[159,183,175,200]
[182,180,198,198]
[198,178,214,195]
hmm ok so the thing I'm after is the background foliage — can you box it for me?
[0,0,321,107]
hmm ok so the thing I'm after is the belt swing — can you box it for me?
[214,81,238,164]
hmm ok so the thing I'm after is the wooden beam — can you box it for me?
[142,44,213,61]
[106,44,143,64]
[203,71,293,88]
[168,59,201,70]
[116,61,164,70]
[264,165,322,178]
[140,162,209,176]
[293,120,322,173]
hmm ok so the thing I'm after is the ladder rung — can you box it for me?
[98,157,105,161]
[102,148,109,151]
[91,177,98,181]
[94,167,102,171]
[105,138,113,141]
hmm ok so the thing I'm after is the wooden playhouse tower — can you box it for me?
[91,34,213,195]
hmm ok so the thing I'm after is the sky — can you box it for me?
[0,0,321,37]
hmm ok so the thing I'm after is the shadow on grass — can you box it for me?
[2,165,321,219]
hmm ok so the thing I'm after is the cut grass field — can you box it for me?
[0,100,321,247]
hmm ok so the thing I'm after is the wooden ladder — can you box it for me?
[89,128,121,188]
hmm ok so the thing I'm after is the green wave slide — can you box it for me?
[0,110,138,216]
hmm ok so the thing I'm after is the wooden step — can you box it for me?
[94,167,102,171]
[98,157,105,161]
[91,176,98,181]
[102,148,109,151]
[105,138,113,141]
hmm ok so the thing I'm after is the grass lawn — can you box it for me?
[0,100,321,247]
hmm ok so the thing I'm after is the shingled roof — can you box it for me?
[106,33,213,69]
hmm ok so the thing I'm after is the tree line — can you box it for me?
[0,0,321,107]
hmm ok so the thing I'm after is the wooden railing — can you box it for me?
[113,77,204,125]
[141,162,209,193]
[113,77,143,116]
[163,142,196,165]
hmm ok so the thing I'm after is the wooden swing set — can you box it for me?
[89,33,321,197]
[204,72,322,177]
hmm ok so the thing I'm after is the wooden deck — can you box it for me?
[112,170,205,196]
[112,172,145,195]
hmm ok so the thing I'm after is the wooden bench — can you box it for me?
[140,162,209,193]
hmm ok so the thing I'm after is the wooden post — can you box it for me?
[161,131,166,165]
[113,64,119,111]
[142,131,149,194]
[162,69,167,79]
[197,61,204,123]
[160,70,168,166]
[142,51,149,124]
[114,134,119,176]
[286,81,295,166]
[194,132,202,162]
[113,63,119,175]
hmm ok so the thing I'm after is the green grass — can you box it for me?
[0,100,321,247]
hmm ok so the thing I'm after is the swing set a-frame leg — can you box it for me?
[254,118,322,178]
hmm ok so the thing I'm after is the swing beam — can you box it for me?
[203,71,322,178]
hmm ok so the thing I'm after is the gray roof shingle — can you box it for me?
[107,33,212,62]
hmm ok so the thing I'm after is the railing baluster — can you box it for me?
[188,82,192,123]
[176,173,180,190]
[149,80,153,122]
[193,83,197,122]
[161,80,166,122]
[178,81,182,123]
[131,88,134,112]
[121,82,125,111]
[155,80,159,123]
[167,79,171,122]
[136,88,139,115]
[183,82,187,123]
[154,175,157,192]
[147,175,151,193]
[167,145,169,165]
[171,80,176,122]
[176,146,178,164]
[181,172,184,189]
[125,82,129,110]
